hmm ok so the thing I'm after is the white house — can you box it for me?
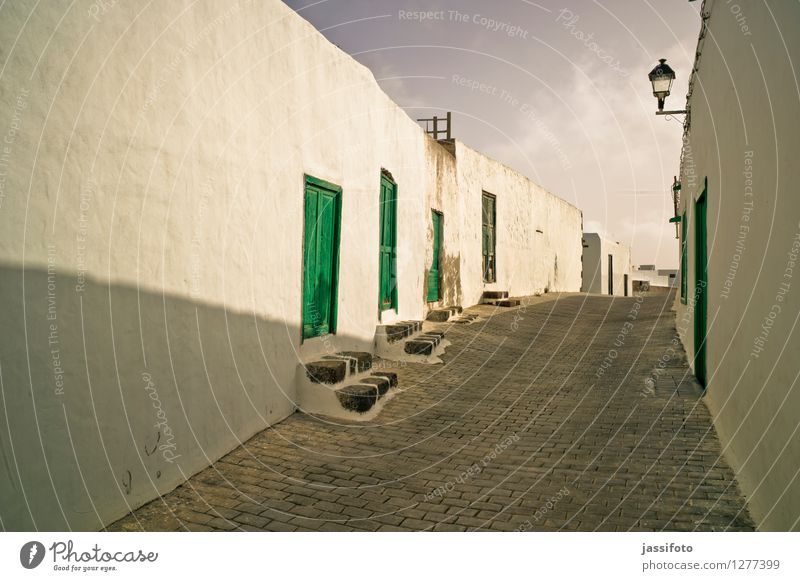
[672,0,800,530]
[632,265,678,291]
[581,233,632,296]
[0,0,583,530]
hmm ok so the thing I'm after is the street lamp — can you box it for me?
[648,58,686,116]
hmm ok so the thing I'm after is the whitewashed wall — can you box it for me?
[450,142,583,307]
[0,0,582,530]
[581,233,632,296]
[675,0,800,531]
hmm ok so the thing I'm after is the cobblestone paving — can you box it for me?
[109,292,754,532]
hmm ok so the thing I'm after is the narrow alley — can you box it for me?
[110,292,753,532]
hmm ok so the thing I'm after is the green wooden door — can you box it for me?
[482,192,496,282]
[694,186,708,386]
[379,174,397,311]
[427,211,442,302]
[302,176,341,340]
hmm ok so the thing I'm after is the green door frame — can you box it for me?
[694,179,708,387]
[427,210,443,302]
[680,210,688,304]
[378,172,398,313]
[301,175,342,341]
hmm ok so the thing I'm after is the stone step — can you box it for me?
[334,371,398,414]
[375,320,423,343]
[481,290,509,300]
[305,359,348,385]
[323,351,372,373]
[495,299,521,307]
[426,306,463,322]
[405,336,439,355]
[454,314,479,324]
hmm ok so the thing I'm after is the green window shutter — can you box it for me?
[427,211,442,302]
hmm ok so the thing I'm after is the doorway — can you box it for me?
[607,254,614,295]
[427,211,443,302]
[379,172,398,312]
[302,175,342,340]
[694,185,708,386]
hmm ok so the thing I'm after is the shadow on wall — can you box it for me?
[0,264,366,531]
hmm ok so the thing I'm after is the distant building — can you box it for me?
[581,233,632,296]
[632,265,678,291]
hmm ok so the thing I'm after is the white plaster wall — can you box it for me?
[452,141,583,307]
[581,233,631,296]
[633,268,676,289]
[675,0,800,530]
[0,0,583,531]
[0,0,435,531]
[422,139,461,308]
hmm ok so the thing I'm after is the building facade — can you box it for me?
[674,0,800,530]
[632,265,678,291]
[0,0,582,530]
[581,233,632,296]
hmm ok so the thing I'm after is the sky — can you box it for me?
[283,0,702,269]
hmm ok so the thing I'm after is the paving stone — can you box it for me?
[108,292,753,532]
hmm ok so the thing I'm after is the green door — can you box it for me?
[379,174,397,311]
[482,192,496,282]
[302,176,342,340]
[694,185,708,386]
[427,211,442,302]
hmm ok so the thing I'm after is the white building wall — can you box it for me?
[633,267,677,289]
[451,142,583,307]
[581,233,632,296]
[0,0,582,531]
[675,0,800,530]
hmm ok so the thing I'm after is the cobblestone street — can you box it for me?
[110,293,754,532]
